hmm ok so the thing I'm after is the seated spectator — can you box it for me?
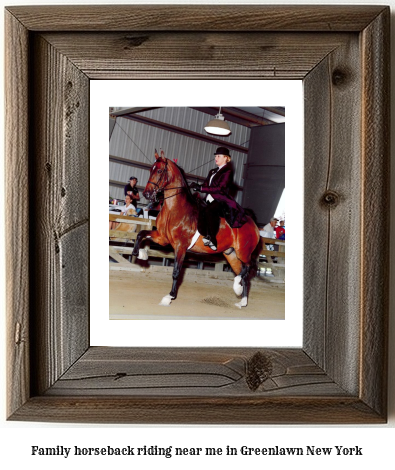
[259,217,279,262]
[109,194,137,231]
[275,220,285,240]
[260,218,278,239]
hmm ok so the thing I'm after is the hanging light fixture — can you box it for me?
[204,107,231,136]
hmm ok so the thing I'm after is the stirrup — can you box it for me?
[203,237,217,251]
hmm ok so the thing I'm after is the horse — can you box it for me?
[132,149,261,308]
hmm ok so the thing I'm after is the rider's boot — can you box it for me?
[203,235,217,251]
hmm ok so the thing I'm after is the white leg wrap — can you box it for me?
[159,294,174,306]
[235,297,248,309]
[137,248,148,260]
[233,275,243,296]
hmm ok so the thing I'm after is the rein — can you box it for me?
[148,159,188,202]
[161,189,184,200]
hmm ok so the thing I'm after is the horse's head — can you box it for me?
[143,149,171,201]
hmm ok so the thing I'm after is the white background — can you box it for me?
[1,0,394,469]
[91,79,303,345]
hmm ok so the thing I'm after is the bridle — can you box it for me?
[147,159,186,203]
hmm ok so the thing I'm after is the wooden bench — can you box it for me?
[259,237,285,282]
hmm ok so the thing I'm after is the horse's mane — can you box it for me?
[167,159,198,207]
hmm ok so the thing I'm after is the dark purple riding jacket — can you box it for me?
[201,162,247,228]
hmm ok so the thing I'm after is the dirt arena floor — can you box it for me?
[109,267,285,320]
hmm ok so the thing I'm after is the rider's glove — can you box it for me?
[190,182,202,192]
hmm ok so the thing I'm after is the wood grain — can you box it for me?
[303,56,332,369]
[360,9,390,418]
[6,5,386,32]
[45,348,343,397]
[10,396,383,425]
[5,5,390,423]
[29,34,90,395]
[324,37,362,394]
[304,35,362,395]
[11,348,384,423]
[5,9,30,418]
[42,32,351,80]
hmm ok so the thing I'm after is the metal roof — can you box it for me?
[109,106,285,206]
[111,106,285,128]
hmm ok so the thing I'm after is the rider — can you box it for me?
[190,146,246,251]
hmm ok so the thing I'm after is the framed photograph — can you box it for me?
[5,5,389,423]
[104,91,294,322]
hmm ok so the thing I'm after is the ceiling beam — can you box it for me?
[119,114,249,153]
[222,107,275,125]
[110,107,160,117]
[190,107,257,127]
[109,156,244,189]
[110,155,153,169]
[109,156,207,182]
[191,107,274,126]
[259,106,285,117]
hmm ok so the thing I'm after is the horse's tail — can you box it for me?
[249,235,263,278]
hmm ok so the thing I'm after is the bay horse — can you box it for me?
[132,149,261,308]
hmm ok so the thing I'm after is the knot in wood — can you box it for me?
[123,35,149,49]
[246,351,273,391]
[15,322,22,345]
[332,68,348,87]
[321,190,340,207]
[114,372,127,381]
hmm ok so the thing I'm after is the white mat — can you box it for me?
[187,230,201,250]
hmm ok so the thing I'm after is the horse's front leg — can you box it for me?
[159,249,186,306]
[131,230,168,259]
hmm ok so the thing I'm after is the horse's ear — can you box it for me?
[160,148,165,159]
[154,149,160,160]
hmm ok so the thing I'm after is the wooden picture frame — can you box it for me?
[5,5,389,424]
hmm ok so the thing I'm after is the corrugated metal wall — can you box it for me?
[109,107,250,205]
[242,123,285,226]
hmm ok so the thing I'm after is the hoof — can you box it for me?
[137,248,148,260]
[235,297,248,309]
[233,275,243,296]
[159,294,174,306]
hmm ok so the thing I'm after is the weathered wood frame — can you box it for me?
[5,5,389,423]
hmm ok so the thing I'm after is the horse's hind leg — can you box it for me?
[223,250,250,308]
[235,264,250,309]
[223,250,244,297]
